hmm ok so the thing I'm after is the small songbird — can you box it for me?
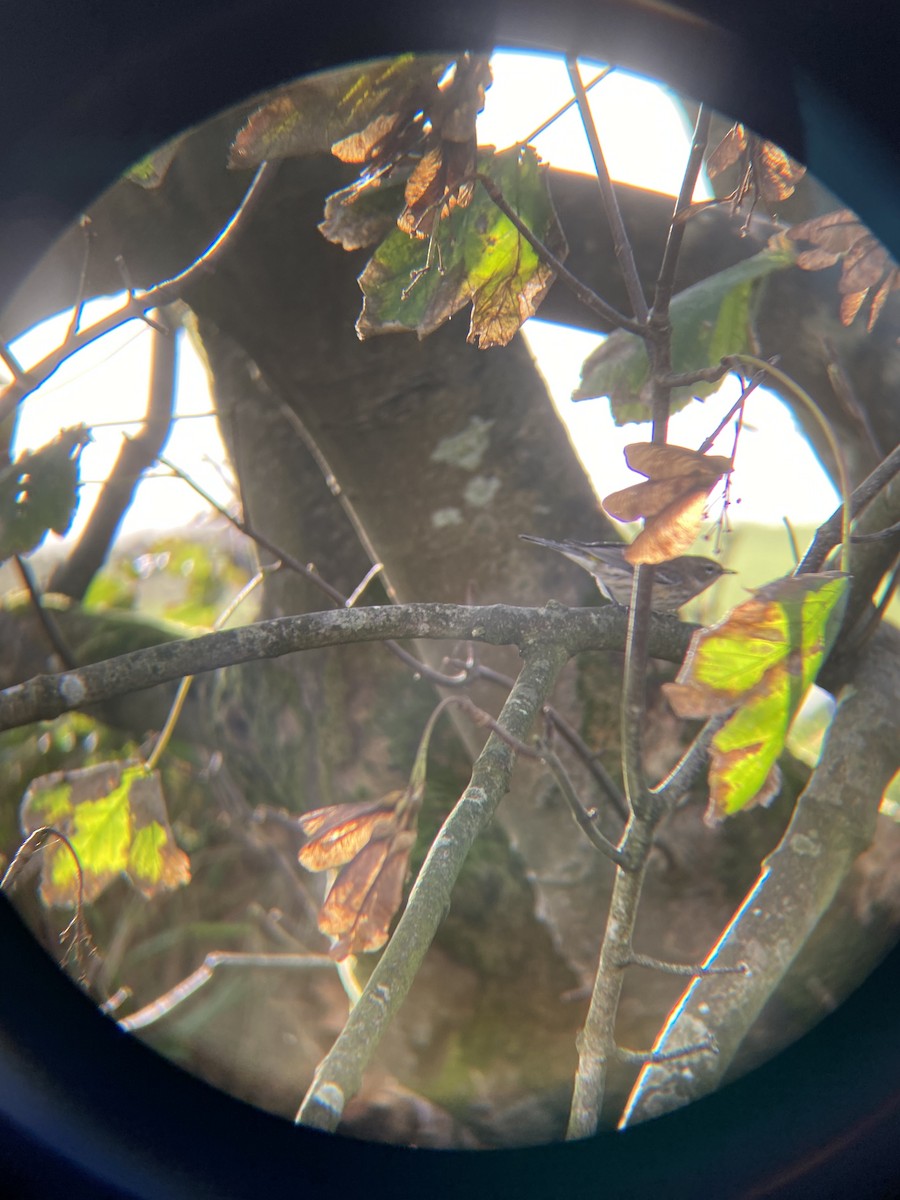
[520,535,733,614]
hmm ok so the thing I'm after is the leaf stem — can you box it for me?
[725,354,852,572]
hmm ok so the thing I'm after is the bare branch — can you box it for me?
[0,601,698,733]
[118,952,335,1032]
[49,310,178,600]
[565,56,649,324]
[297,641,570,1132]
[0,161,278,425]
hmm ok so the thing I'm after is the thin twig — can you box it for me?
[0,161,279,425]
[697,368,767,453]
[568,102,715,1141]
[541,747,625,864]
[48,309,178,600]
[118,952,335,1032]
[447,658,628,818]
[654,716,727,809]
[566,55,649,324]
[0,601,695,734]
[616,1038,716,1067]
[158,452,472,689]
[516,66,615,147]
[0,340,26,382]
[475,172,644,335]
[13,555,77,668]
[799,442,900,573]
[622,952,748,977]
[63,216,93,345]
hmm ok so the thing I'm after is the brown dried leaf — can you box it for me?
[753,139,806,204]
[603,443,731,565]
[840,290,867,326]
[788,209,864,254]
[623,490,711,564]
[298,786,421,958]
[298,794,403,870]
[707,124,747,178]
[398,141,476,238]
[708,124,805,210]
[789,209,900,329]
[319,832,417,959]
[332,112,404,165]
[602,444,730,522]
[839,234,889,293]
[795,248,841,271]
[867,267,900,330]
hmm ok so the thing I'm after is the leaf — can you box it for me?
[0,426,91,564]
[574,242,795,420]
[20,761,190,907]
[317,831,418,960]
[707,123,806,210]
[318,180,408,251]
[356,145,566,348]
[298,784,422,959]
[229,55,451,168]
[788,209,900,330]
[602,443,732,564]
[662,572,850,822]
[124,135,185,188]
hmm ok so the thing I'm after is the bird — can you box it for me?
[519,535,733,614]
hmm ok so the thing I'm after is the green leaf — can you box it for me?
[125,135,185,188]
[0,426,90,564]
[356,146,566,348]
[20,761,190,907]
[663,572,850,822]
[574,239,796,422]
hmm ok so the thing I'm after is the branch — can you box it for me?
[0,161,278,425]
[48,310,178,600]
[566,56,649,325]
[799,441,900,574]
[0,602,697,733]
[568,102,718,1140]
[118,952,335,1033]
[620,621,900,1126]
[297,641,570,1131]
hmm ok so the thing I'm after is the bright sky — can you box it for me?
[5,50,838,552]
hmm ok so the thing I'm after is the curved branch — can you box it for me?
[0,602,697,733]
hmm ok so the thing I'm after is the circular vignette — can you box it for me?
[1,2,900,1198]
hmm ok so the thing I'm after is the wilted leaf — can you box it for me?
[229,55,451,167]
[574,242,795,420]
[298,785,422,959]
[663,572,849,822]
[356,145,565,348]
[602,443,732,564]
[788,209,900,330]
[317,831,418,960]
[20,761,190,907]
[707,123,806,211]
[0,426,90,564]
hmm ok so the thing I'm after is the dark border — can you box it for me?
[2,2,900,1196]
